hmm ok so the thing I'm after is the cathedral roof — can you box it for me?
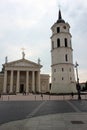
[56,9,65,23]
[3,58,42,69]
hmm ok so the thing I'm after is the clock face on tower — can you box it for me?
[63,26,66,29]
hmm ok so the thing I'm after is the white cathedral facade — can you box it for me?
[50,10,76,93]
[0,53,50,94]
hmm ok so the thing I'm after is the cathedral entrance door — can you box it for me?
[20,84,24,93]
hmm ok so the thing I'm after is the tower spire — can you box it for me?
[57,9,65,23]
[58,9,62,20]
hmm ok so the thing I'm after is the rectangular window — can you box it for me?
[65,54,68,62]
[54,69,56,72]
[62,68,64,71]
[57,27,60,33]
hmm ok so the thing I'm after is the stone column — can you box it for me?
[26,71,29,93]
[32,71,35,92]
[10,70,13,93]
[16,71,20,93]
[36,71,40,93]
[3,70,7,93]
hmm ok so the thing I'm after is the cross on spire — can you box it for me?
[58,4,61,10]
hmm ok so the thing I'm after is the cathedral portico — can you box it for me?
[2,58,42,94]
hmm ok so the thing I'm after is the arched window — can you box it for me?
[57,38,60,47]
[57,27,60,33]
[65,38,68,47]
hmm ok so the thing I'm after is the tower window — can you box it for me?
[54,69,56,72]
[65,38,68,47]
[63,26,66,29]
[57,38,60,47]
[57,27,60,33]
[70,77,72,80]
[65,54,68,62]
[62,68,64,72]
[62,77,64,80]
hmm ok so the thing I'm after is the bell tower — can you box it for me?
[51,10,76,93]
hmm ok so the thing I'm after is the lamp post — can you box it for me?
[75,62,81,100]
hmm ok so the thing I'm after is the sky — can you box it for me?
[0,0,87,83]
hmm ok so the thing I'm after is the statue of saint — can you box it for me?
[5,56,8,63]
[22,51,25,59]
[38,58,41,64]
[21,48,25,59]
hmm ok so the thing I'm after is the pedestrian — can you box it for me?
[41,93,43,100]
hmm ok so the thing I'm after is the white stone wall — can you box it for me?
[40,74,50,93]
[51,48,73,64]
[51,82,76,93]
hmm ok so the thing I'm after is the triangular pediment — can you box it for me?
[4,59,42,68]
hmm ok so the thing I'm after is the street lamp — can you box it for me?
[75,62,81,100]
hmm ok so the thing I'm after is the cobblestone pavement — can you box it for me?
[0,113,87,130]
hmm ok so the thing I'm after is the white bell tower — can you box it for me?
[51,10,76,93]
